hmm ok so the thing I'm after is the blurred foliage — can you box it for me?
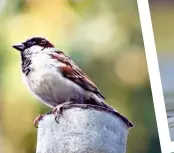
[0,0,161,153]
[150,0,174,52]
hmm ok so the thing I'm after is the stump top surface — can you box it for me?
[58,104,133,128]
[37,104,131,153]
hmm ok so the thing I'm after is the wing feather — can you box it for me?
[49,51,105,99]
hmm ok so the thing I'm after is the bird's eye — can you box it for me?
[27,41,34,46]
[41,40,46,45]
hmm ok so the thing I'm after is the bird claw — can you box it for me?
[52,101,74,124]
[33,114,44,128]
[33,101,73,127]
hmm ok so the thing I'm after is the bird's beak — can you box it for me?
[12,43,25,52]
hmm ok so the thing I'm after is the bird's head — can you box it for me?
[12,37,55,57]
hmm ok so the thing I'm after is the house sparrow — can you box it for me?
[12,37,133,127]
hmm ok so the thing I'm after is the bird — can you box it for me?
[12,37,133,127]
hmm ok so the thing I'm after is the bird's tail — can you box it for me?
[85,94,115,112]
[85,96,134,128]
[101,100,134,127]
[100,100,116,111]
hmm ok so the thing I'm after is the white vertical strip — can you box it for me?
[137,0,171,152]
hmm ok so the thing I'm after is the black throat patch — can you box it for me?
[21,53,32,76]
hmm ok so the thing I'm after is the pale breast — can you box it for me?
[22,52,85,107]
[23,68,84,107]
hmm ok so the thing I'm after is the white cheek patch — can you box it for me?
[29,45,44,54]
[25,45,44,56]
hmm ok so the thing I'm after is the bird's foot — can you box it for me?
[52,101,74,123]
[33,114,44,128]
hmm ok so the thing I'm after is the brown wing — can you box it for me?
[50,51,105,99]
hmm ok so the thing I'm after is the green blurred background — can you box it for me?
[0,0,161,153]
[150,0,174,51]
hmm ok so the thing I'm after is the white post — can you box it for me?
[36,104,132,153]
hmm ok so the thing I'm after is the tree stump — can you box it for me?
[36,104,133,153]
